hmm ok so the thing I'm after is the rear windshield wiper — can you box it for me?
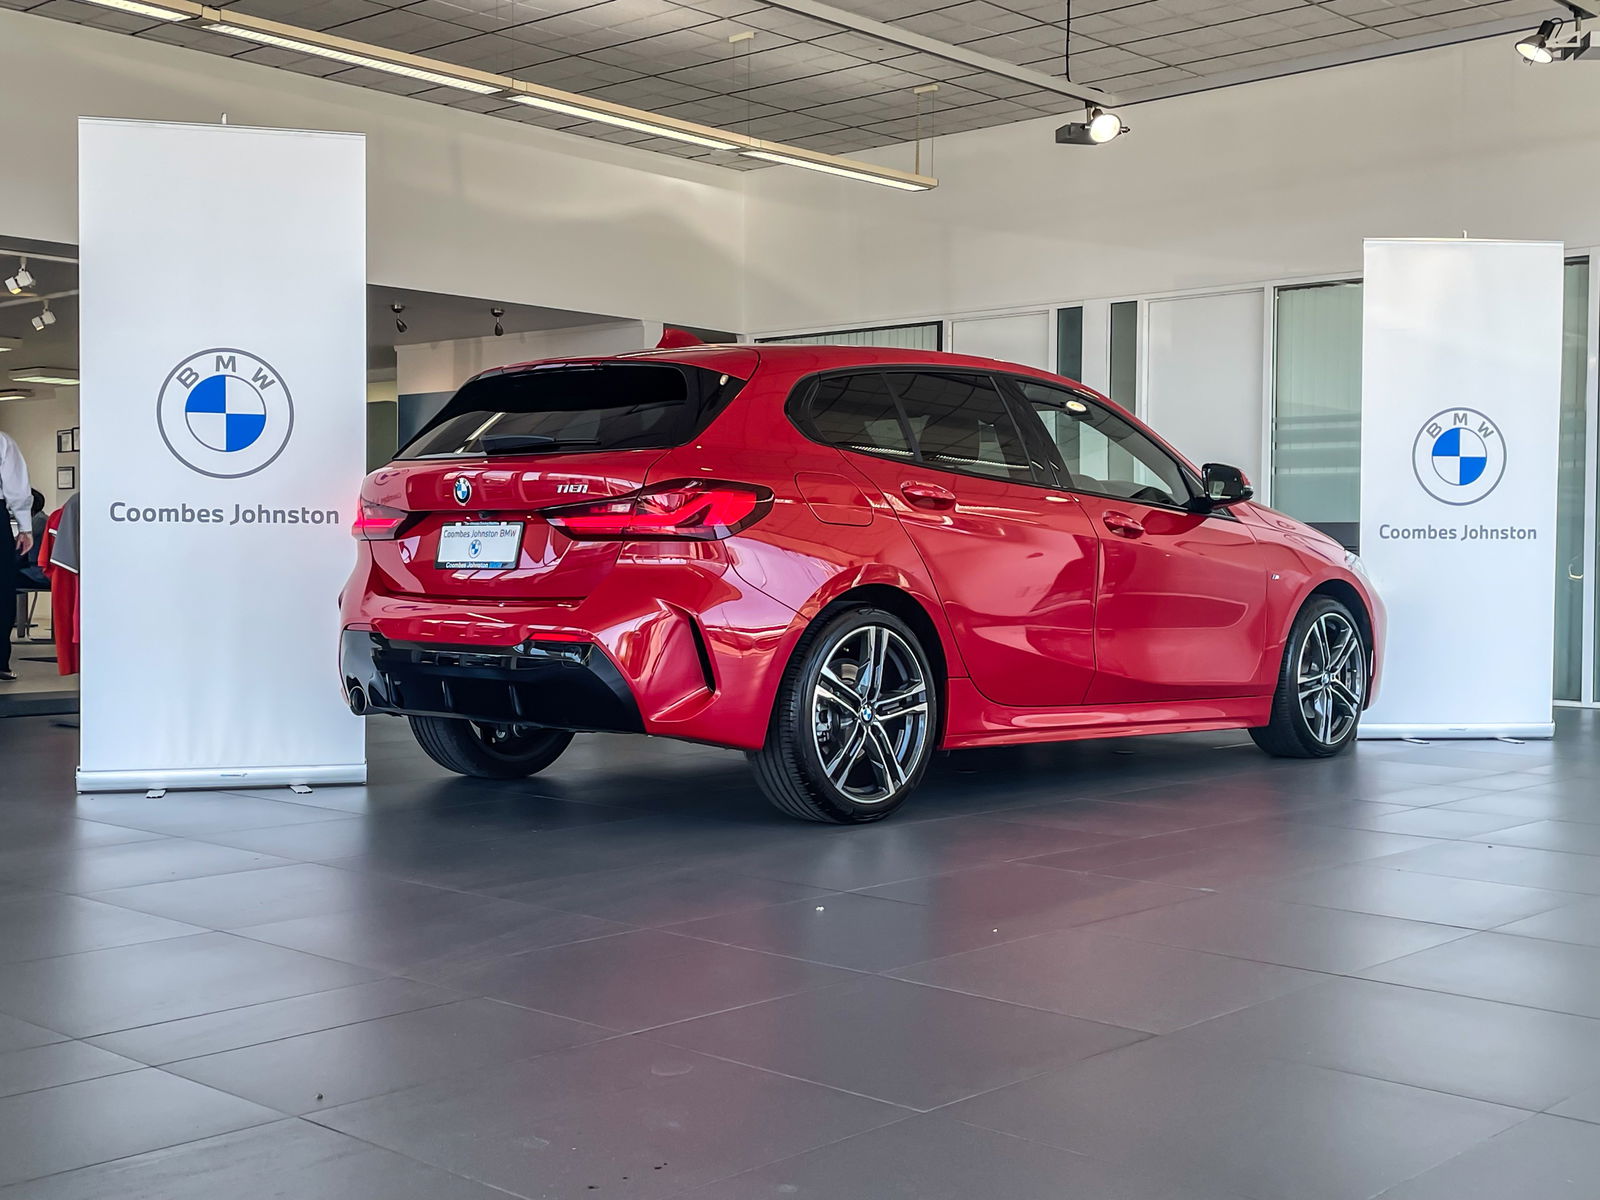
[473,434,601,455]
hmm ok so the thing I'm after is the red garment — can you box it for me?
[38,508,79,676]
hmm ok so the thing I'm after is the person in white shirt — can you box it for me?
[0,430,34,681]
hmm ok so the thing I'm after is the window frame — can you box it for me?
[995,375,1221,516]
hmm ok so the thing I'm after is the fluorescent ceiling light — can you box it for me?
[80,0,192,20]
[10,368,78,386]
[209,25,502,94]
[0,391,31,402]
[0,337,19,353]
[510,95,736,151]
[740,150,932,191]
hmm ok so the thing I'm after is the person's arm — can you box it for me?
[0,433,32,553]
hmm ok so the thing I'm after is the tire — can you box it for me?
[1250,595,1368,759]
[408,716,574,779]
[749,605,939,823]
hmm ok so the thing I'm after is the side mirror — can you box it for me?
[1198,462,1254,508]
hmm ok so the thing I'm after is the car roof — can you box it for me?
[479,342,1097,396]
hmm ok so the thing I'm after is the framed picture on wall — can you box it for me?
[56,466,75,491]
[70,427,80,453]
[56,430,72,454]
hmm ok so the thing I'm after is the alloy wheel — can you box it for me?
[810,624,931,804]
[1297,611,1365,746]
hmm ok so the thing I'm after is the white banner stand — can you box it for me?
[1358,238,1563,739]
[78,119,367,790]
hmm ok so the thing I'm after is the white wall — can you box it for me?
[0,9,745,331]
[743,37,1600,333]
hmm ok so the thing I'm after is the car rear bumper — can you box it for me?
[340,629,644,732]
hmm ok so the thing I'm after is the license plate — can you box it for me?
[436,522,524,569]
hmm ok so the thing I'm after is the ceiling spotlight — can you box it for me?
[31,301,55,332]
[4,259,33,295]
[391,303,407,334]
[1055,106,1129,146]
[1518,18,1562,62]
[491,307,505,337]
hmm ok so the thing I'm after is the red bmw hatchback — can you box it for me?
[341,344,1383,823]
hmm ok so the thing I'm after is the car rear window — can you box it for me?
[399,362,745,459]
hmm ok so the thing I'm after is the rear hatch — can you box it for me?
[361,359,747,601]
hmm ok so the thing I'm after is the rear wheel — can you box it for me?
[408,716,574,779]
[749,606,938,823]
[1250,596,1367,758]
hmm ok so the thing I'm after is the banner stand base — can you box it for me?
[1359,723,1555,741]
[76,764,368,794]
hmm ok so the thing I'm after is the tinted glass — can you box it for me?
[400,364,738,459]
[1016,380,1191,507]
[890,372,1032,483]
[806,373,913,459]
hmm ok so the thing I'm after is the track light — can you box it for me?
[391,303,407,334]
[1517,18,1561,62]
[1055,106,1128,145]
[5,259,33,295]
[31,301,55,332]
[491,307,505,337]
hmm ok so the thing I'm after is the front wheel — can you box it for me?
[1250,596,1368,758]
[749,606,938,823]
[408,716,574,779]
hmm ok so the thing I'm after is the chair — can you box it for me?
[15,577,49,641]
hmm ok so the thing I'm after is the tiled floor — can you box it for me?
[1,711,1599,1198]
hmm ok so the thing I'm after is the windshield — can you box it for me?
[399,362,745,459]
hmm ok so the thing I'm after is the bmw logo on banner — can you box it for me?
[1411,407,1506,506]
[157,349,294,479]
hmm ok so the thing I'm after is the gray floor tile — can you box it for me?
[677,1113,1250,1200]
[1550,1081,1600,1123]
[1435,792,1600,823]
[1495,894,1600,947]
[73,792,352,836]
[0,1014,66,1054]
[86,863,464,931]
[0,1069,280,1186]
[950,1037,1526,1200]
[443,928,857,1032]
[858,861,1202,931]
[999,799,1229,837]
[1085,893,1470,972]
[1380,841,1600,893]
[649,974,1146,1109]
[0,839,296,894]
[85,978,460,1065]
[313,1035,906,1199]
[164,997,609,1113]
[1315,807,1535,838]
[235,889,626,976]
[1364,931,1600,1018]
[0,1117,511,1199]
[0,892,205,964]
[1470,819,1600,854]
[1243,863,1576,929]
[492,864,828,926]
[0,932,380,1037]
[892,927,1323,1034]
[0,1041,141,1099]
[1173,976,1600,1109]
[1378,1115,1599,1199]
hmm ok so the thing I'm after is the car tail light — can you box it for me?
[542,479,772,541]
[352,499,412,540]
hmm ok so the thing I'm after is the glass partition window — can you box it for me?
[1109,300,1137,409]
[1558,259,1590,702]
[1270,281,1363,548]
[1057,306,1084,382]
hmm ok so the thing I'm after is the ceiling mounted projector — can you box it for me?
[1056,106,1129,146]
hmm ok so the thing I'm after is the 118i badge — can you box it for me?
[157,348,294,479]
[1411,407,1506,506]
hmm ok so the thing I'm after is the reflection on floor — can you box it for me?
[0,712,1598,1198]
[0,635,76,717]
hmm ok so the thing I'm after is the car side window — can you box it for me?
[1013,380,1193,508]
[804,373,914,460]
[888,372,1034,484]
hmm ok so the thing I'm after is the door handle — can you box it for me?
[900,481,957,510]
[1103,510,1146,539]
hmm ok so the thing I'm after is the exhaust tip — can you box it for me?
[347,685,369,716]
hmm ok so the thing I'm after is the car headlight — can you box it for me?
[1345,550,1371,580]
